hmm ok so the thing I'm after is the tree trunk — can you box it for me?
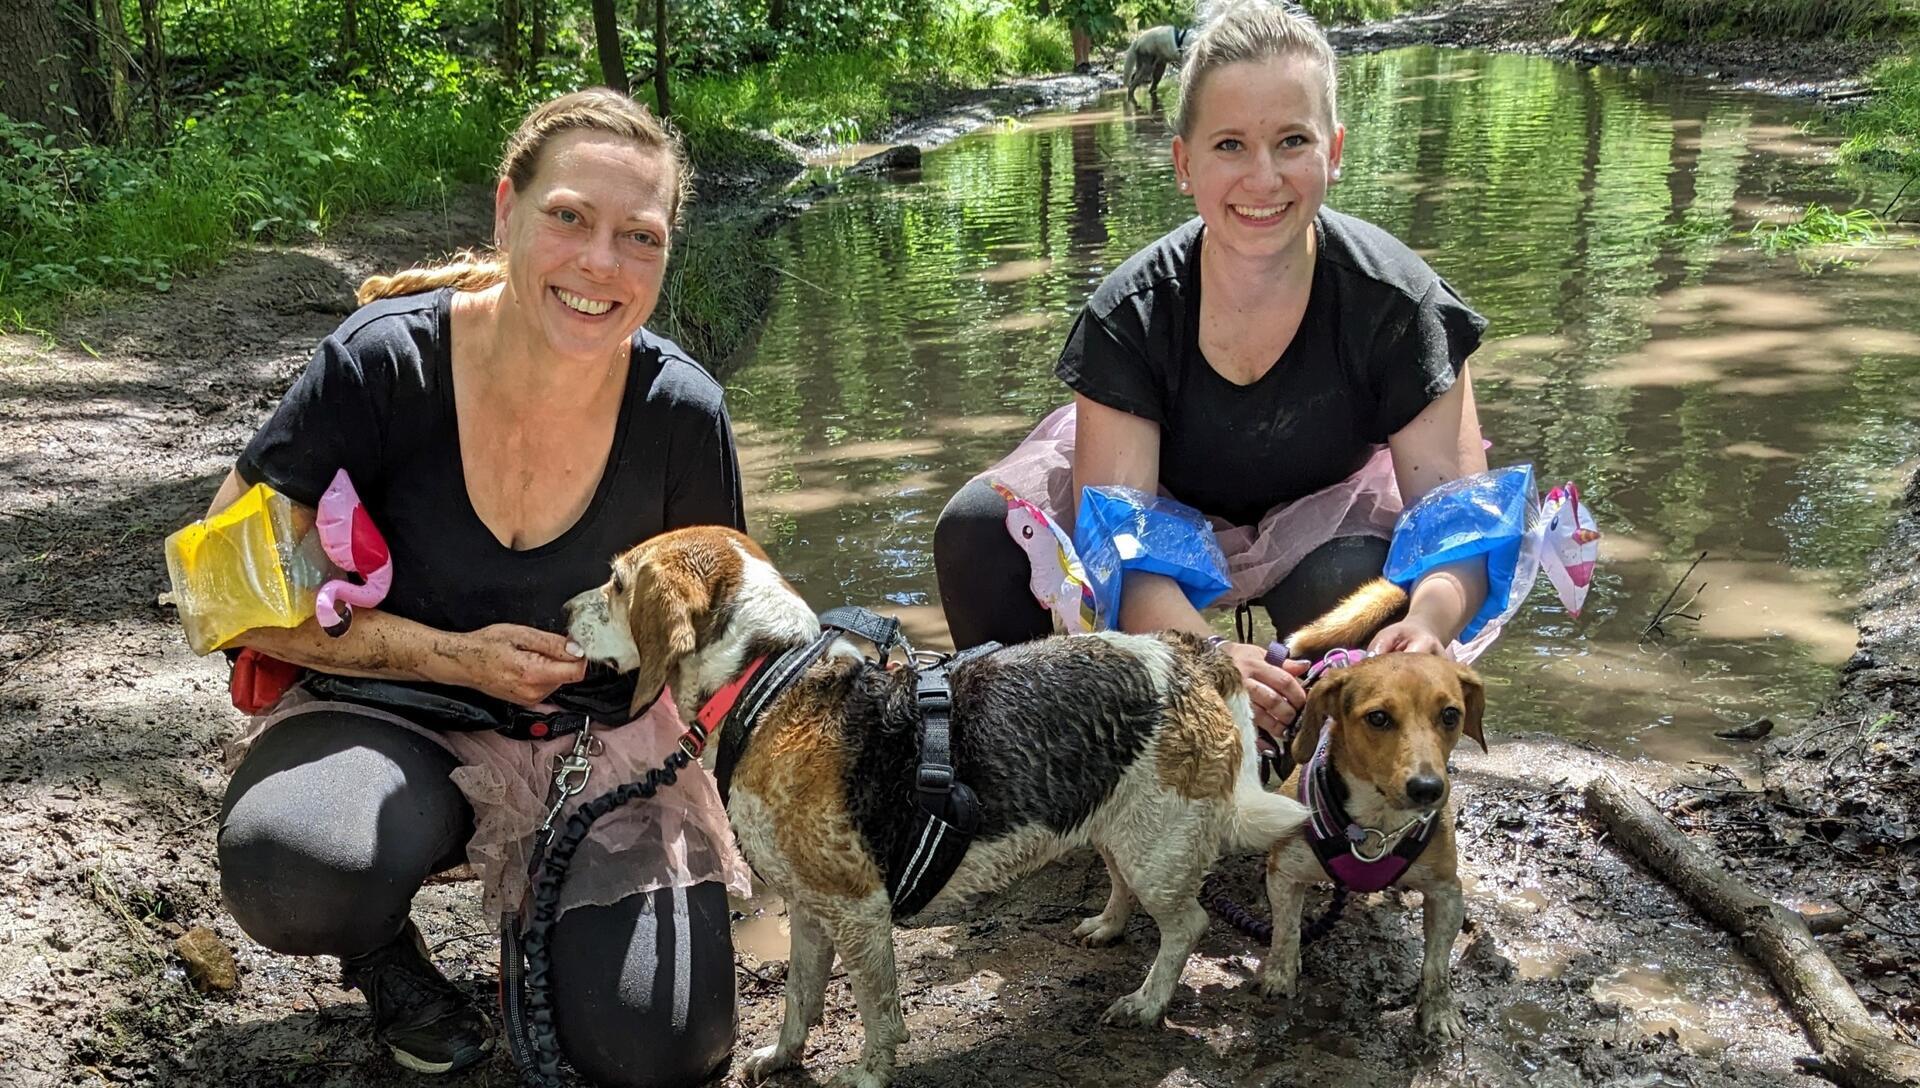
[340,0,357,62]
[135,0,165,139]
[62,0,116,139]
[0,0,79,137]
[1585,775,1920,1088]
[529,0,547,65]
[1070,26,1091,68]
[592,0,627,93]
[652,0,670,117]
[97,0,135,140]
[768,0,786,32]
[500,0,522,77]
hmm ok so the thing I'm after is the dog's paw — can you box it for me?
[1100,990,1166,1028]
[740,1044,798,1083]
[1417,997,1466,1043]
[1256,963,1298,1000]
[1072,914,1126,947]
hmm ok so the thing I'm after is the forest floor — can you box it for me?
[2,7,1916,1086]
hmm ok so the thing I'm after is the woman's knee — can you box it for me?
[217,712,470,957]
[1262,535,1393,638]
[934,477,1051,648]
[549,882,736,1088]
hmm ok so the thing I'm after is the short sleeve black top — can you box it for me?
[1055,209,1486,528]
[236,288,744,641]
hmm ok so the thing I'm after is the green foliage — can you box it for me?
[1743,202,1884,260]
[1,75,517,330]
[1842,52,1920,197]
[1554,0,1913,42]
[654,215,780,365]
[672,8,1068,145]
[1294,0,1420,24]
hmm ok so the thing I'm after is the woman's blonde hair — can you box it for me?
[1176,0,1339,140]
[357,88,691,305]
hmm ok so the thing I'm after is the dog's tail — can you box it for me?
[1281,577,1409,661]
[1228,785,1309,853]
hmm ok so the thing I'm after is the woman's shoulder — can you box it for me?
[631,327,726,414]
[1087,217,1203,319]
[328,288,447,352]
[1315,209,1449,306]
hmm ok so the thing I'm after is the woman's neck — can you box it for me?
[1198,219,1318,318]
[460,283,629,405]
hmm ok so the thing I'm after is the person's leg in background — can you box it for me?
[934,477,1053,649]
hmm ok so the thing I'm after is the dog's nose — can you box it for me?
[1405,774,1445,806]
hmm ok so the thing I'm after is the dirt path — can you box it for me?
[3,29,1917,1088]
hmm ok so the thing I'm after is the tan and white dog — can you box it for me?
[564,525,1310,1088]
[1265,582,1487,1040]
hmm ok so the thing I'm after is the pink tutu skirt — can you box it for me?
[227,690,752,920]
[976,403,1502,662]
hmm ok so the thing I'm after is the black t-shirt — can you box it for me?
[1055,209,1486,528]
[237,288,744,644]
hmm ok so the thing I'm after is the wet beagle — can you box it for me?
[563,526,1310,1088]
[1264,579,1486,1041]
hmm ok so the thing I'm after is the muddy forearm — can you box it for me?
[229,609,472,686]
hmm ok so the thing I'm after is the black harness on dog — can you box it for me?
[708,606,999,918]
[1173,25,1190,51]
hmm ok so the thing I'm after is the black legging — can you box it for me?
[218,710,734,1088]
[933,476,1390,649]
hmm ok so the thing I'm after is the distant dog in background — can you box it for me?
[1123,25,1191,104]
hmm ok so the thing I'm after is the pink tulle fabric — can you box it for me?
[978,403,1501,664]
[981,402,1399,605]
[228,691,751,919]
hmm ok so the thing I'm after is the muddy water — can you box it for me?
[723,46,1920,765]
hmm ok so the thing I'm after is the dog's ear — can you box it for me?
[1455,663,1487,753]
[625,566,698,714]
[1293,669,1347,766]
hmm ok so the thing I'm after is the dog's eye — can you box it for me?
[1364,709,1393,729]
[1440,706,1461,728]
[610,574,627,595]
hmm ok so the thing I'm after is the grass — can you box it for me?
[1297,0,1423,24]
[1744,203,1886,266]
[1554,0,1914,41]
[0,4,1068,334]
[672,11,1070,146]
[1842,51,1920,210]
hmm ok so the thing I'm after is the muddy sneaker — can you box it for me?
[340,920,495,1074]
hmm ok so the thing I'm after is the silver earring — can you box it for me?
[1179,179,1191,191]
[1331,167,1342,182]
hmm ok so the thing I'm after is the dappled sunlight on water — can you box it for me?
[720,46,1920,761]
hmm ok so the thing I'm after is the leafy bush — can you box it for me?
[1842,51,1920,201]
[1554,0,1913,41]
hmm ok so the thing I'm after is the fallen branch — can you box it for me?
[1640,550,1707,645]
[1585,774,1920,1088]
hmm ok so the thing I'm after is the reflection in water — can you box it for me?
[720,47,1920,760]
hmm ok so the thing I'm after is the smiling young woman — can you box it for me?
[935,0,1491,743]
[201,90,748,1087]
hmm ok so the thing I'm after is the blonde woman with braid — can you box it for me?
[936,0,1490,741]
[205,89,749,1085]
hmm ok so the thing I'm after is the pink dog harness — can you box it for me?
[1293,648,1440,894]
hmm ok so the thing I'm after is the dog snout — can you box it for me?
[1405,772,1445,807]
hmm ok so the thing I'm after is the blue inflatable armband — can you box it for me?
[1384,465,1537,643]
[1073,486,1232,630]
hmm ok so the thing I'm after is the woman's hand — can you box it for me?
[440,624,588,707]
[1219,642,1309,739]
[1368,617,1450,656]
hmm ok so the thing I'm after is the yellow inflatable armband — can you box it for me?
[161,483,330,655]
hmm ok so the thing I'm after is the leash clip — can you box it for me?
[1347,809,1435,863]
[537,724,596,841]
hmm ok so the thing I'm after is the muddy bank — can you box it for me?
[1327,0,1900,98]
